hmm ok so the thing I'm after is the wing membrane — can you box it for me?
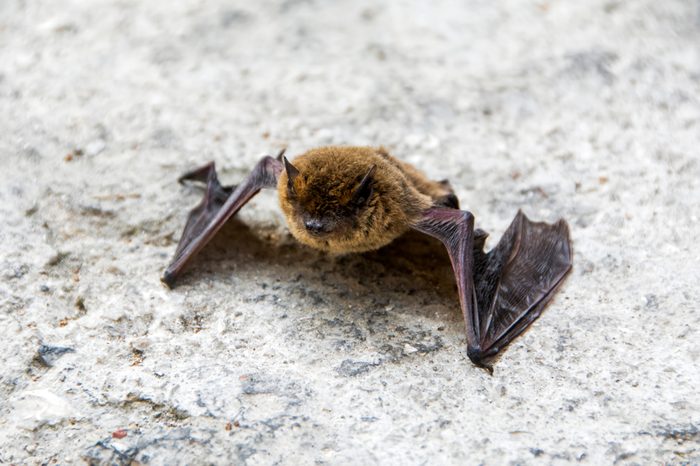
[412,208,572,370]
[162,155,283,287]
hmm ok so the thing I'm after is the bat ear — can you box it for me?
[283,155,299,195]
[352,165,376,207]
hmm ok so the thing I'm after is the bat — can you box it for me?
[163,146,572,371]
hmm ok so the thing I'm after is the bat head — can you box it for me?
[278,148,381,253]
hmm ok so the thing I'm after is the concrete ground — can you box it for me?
[1,0,699,464]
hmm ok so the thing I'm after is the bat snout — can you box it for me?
[304,217,331,235]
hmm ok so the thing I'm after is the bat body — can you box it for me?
[163,146,572,370]
[278,146,457,254]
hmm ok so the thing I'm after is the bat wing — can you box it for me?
[411,208,572,371]
[472,210,572,365]
[162,154,283,287]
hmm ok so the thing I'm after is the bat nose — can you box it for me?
[304,218,326,234]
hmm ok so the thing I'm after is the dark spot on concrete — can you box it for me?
[614,452,634,463]
[644,294,659,311]
[8,264,29,279]
[80,205,116,218]
[240,374,310,405]
[653,424,699,443]
[75,296,87,313]
[83,428,202,465]
[336,359,378,377]
[603,1,621,13]
[151,45,182,65]
[220,9,252,28]
[151,127,180,148]
[563,49,618,83]
[25,203,39,216]
[46,251,70,267]
[35,344,75,367]
[235,443,257,462]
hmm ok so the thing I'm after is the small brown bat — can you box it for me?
[163,146,572,370]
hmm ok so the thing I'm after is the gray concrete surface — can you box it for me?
[1,0,699,464]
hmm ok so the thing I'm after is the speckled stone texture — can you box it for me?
[1,0,699,464]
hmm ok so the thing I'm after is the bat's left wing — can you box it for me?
[162,153,284,287]
[411,207,572,371]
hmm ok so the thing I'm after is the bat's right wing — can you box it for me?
[162,153,283,288]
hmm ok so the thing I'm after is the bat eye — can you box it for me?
[353,186,372,208]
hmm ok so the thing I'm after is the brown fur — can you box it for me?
[277,146,455,253]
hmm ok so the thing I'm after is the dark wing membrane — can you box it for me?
[411,208,481,353]
[173,162,236,260]
[162,155,283,287]
[412,207,572,370]
[473,211,572,360]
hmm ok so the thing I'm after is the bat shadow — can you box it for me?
[175,218,462,323]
